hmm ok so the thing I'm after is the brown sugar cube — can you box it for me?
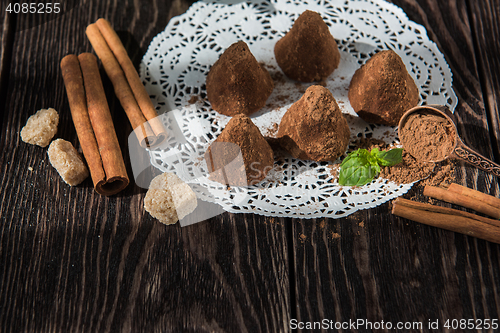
[206,41,274,116]
[47,139,89,186]
[274,10,341,83]
[20,108,59,147]
[144,172,198,225]
[348,50,419,126]
[277,85,350,162]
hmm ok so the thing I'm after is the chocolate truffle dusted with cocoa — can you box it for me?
[274,10,340,83]
[205,114,274,186]
[277,85,350,162]
[348,50,419,126]
[206,41,274,117]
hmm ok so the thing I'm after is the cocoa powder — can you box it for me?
[420,160,456,187]
[400,112,456,162]
[379,150,456,186]
[356,135,456,185]
[379,150,435,184]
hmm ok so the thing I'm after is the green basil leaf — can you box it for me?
[367,151,379,167]
[370,162,381,175]
[338,149,381,186]
[340,149,369,168]
[370,147,380,156]
[376,148,403,166]
[338,147,399,186]
[362,164,379,185]
[339,163,379,186]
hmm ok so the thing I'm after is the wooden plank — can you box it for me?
[126,214,290,332]
[0,0,290,331]
[291,0,500,326]
[467,0,500,162]
[0,3,15,128]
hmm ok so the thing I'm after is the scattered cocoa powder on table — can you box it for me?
[420,160,456,187]
[379,151,456,186]
[379,150,435,184]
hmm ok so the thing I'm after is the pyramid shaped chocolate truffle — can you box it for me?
[206,41,274,117]
[274,10,340,83]
[348,50,419,126]
[277,85,350,162]
[205,114,274,186]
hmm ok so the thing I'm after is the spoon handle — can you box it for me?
[453,140,500,177]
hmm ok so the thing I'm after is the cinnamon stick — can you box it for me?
[95,19,161,126]
[392,198,500,244]
[60,53,129,196]
[448,183,500,210]
[393,198,500,228]
[61,55,105,189]
[85,23,154,147]
[424,185,500,219]
[86,19,166,147]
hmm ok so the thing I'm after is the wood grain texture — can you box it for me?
[467,0,500,162]
[0,3,14,131]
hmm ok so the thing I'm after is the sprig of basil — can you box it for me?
[338,148,403,186]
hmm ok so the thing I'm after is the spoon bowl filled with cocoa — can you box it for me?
[399,105,500,177]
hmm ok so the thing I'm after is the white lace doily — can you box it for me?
[139,0,457,219]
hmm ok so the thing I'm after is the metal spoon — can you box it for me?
[398,104,500,177]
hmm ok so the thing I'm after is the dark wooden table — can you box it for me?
[1,0,499,332]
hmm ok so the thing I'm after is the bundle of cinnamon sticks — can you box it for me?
[392,183,500,244]
[60,19,168,195]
